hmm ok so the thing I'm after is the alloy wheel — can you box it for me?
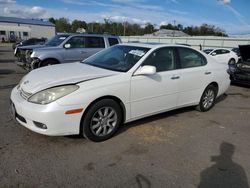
[202,89,215,109]
[90,107,118,137]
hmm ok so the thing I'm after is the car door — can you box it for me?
[211,49,224,63]
[130,47,180,119]
[61,36,87,63]
[177,47,212,106]
[220,49,230,63]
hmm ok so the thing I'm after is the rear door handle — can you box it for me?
[171,76,180,80]
[80,51,87,54]
[205,71,211,75]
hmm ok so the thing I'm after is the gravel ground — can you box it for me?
[0,43,250,188]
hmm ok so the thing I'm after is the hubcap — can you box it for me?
[202,89,215,109]
[90,107,117,137]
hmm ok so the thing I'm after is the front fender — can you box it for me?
[31,51,63,63]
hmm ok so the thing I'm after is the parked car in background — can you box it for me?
[10,43,230,142]
[228,45,250,85]
[231,47,241,57]
[13,38,47,50]
[15,33,121,70]
[203,48,239,65]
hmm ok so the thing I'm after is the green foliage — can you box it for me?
[183,24,228,36]
[71,20,87,32]
[48,17,228,37]
[54,18,71,32]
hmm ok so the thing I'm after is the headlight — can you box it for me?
[28,85,79,105]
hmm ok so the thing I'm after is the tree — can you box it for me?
[144,23,155,34]
[55,18,71,32]
[50,17,228,37]
[71,19,87,32]
[48,17,56,25]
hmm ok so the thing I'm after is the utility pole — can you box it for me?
[123,21,126,36]
[173,20,176,37]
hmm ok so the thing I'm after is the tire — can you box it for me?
[228,58,236,65]
[196,85,217,112]
[81,99,122,142]
[40,59,58,67]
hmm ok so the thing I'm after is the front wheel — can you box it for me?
[196,85,217,112]
[81,99,122,142]
[228,58,236,65]
[40,59,58,67]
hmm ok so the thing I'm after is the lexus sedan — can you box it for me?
[10,44,230,142]
[203,48,239,65]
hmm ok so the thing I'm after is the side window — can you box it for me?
[221,49,230,54]
[213,50,223,55]
[178,47,207,68]
[30,39,35,44]
[0,31,6,35]
[23,32,28,37]
[85,37,105,48]
[108,38,119,46]
[66,36,85,48]
[143,48,175,72]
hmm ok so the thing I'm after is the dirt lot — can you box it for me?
[0,43,250,188]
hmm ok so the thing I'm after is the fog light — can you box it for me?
[33,121,47,129]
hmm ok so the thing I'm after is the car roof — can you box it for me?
[212,48,231,51]
[57,33,119,38]
[119,42,194,49]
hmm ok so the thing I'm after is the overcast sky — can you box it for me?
[0,0,250,35]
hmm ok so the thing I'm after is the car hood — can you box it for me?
[20,62,118,94]
[18,44,45,50]
[239,45,250,62]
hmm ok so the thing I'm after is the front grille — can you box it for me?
[20,88,32,100]
[17,49,32,63]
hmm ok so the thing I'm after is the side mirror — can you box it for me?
[64,43,71,49]
[211,52,217,56]
[134,65,156,76]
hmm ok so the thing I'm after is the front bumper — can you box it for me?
[16,58,41,70]
[16,60,31,70]
[229,71,250,85]
[10,86,84,136]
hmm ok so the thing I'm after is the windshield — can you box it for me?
[45,35,70,46]
[83,45,150,72]
[203,49,213,54]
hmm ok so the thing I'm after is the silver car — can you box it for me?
[15,33,121,70]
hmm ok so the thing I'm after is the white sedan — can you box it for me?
[10,44,230,142]
[203,48,239,65]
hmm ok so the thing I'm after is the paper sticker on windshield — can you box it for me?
[129,50,145,57]
[59,37,66,40]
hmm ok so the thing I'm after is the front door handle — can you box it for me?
[171,76,180,80]
[205,71,211,75]
[80,51,87,54]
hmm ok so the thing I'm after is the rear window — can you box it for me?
[178,47,207,68]
[108,38,119,46]
[85,37,105,48]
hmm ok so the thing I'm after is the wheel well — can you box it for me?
[40,58,60,67]
[228,58,235,63]
[79,96,126,133]
[209,82,219,95]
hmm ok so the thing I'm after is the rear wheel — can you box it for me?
[196,85,217,112]
[40,59,58,67]
[81,99,122,142]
